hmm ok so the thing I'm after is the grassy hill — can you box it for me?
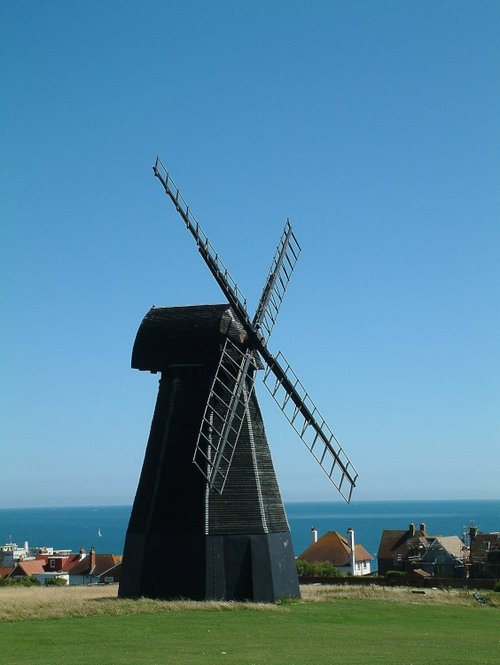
[0,585,498,664]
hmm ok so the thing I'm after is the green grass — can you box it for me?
[0,597,498,665]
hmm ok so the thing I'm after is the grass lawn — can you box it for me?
[0,587,498,665]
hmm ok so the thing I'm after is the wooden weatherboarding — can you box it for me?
[119,158,358,602]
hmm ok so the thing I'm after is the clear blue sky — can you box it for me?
[1,1,499,508]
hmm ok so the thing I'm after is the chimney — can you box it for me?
[409,523,416,536]
[311,527,318,544]
[419,523,426,535]
[347,527,356,575]
[79,547,86,561]
[469,526,478,543]
[89,547,96,573]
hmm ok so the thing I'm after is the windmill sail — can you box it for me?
[253,219,301,342]
[263,351,358,502]
[153,157,250,328]
[154,156,358,503]
[193,218,301,490]
[193,339,257,493]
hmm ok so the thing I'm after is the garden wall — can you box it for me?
[299,575,497,590]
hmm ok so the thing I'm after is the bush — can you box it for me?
[0,576,42,587]
[45,577,68,586]
[16,576,42,586]
[385,570,407,578]
[494,581,500,593]
[296,559,346,578]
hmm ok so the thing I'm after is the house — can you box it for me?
[9,558,70,585]
[10,559,46,578]
[67,548,122,585]
[469,530,500,579]
[417,536,466,578]
[0,541,74,568]
[298,528,372,575]
[7,547,122,585]
[377,523,470,578]
[377,523,433,576]
[0,542,31,567]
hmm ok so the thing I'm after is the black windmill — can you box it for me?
[119,158,358,602]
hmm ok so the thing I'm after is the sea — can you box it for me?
[1,500,498,572]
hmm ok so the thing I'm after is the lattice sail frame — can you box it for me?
[253,219,301,342]
[263,352,356,502]
[153,157,358,502]
[193,339,257,493]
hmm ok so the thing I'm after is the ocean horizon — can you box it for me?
[1,499,498,572]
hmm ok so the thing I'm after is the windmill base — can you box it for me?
[119,530,300,602]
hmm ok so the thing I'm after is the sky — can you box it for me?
[1,1,499,508]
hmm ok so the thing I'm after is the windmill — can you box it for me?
[119,158,358,602]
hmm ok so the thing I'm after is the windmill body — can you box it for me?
[119,158,358,601]
[119,305,299,601]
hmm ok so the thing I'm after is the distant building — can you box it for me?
[7,546,122,585]
[0,541,72,567]
[0,542,32,567]
[8,559,70,585]
[418,536,466,578]
[67,548,122,585]
[297,528,372,576]
[377,523,467,578]
[469,529,500,579]
[377,523,431,576]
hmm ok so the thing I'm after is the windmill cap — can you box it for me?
[132,304,248,372]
